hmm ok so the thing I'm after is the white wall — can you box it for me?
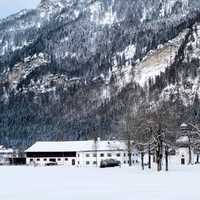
[169,148,196,165]
[26,150,139,167]
[26,157,76,167]
[77,151,139,167]
[140,148,198,167]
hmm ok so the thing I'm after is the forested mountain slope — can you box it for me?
[1,0,200,148]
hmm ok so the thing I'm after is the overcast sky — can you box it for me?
[0,0,40,19]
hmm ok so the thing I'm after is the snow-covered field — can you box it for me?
[0,165,200,200]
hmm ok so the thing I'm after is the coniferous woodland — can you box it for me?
[1,0,200,150]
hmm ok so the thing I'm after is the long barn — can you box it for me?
[25,139,139,167]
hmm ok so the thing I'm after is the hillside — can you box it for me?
[1,0,200,148]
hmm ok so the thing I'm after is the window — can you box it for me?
[93,161,97,165]
[72,159,76,166]
[37,158,40,161]
[78,154,80,157]
[124,161,126,164]
[100,153,104,157]
[116,153,121,157]
[86,161,90,165]
[133,160,135,164]
[107,153,112,157]
[50,158,56,162]
[93,153,97,157]
[43,158,47,161]
[30,159,33,162]
[78,161,80,164]
[86,154,90,157]
[133,153,135,156]
[65,158,68,161]
[124,153,126,157]
[57,158,61,161]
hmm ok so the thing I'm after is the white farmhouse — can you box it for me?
[25,139,139,167]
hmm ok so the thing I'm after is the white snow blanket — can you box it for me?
[0,165,199,200]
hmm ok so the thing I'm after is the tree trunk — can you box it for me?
[165,145,169,171]
[196,154,199,164]
[148,144,151,169]
[188,138,192,165]
[141,152,144,170]
[153,153,156,163]
[156,126,163,172]
[156,150,162,171]
[188,146,192,164]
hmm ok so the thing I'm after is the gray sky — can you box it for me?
[0,0,40,19]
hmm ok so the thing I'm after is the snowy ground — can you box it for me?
[0,164,200,200]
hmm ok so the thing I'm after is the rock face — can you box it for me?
[1,0,200,147]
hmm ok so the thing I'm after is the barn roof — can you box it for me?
[25,140,128,153]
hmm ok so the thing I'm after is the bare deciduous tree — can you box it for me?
[123,100,179,171]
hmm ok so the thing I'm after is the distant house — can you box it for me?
[173,136,194,165]
[25,139,139,167]
[170,123,199,165]
[0,145,14,165]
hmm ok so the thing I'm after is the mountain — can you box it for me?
[1,0,200,148]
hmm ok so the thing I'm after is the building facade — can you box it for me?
[25,140,139,167]
[172,123,199,165]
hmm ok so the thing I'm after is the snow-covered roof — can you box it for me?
[0,145,14,154]
[25,140,128,153]
[176,136,189,144]
[180,123,188,128]
[0,148,14,154]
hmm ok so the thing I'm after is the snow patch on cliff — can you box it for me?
[89,0,119,25]
[134,29,189,87]
[184,24,200,62]
[160,77,200,106]
[117,45,136,60]
[7,53,49,92]
[159,0,189,17]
